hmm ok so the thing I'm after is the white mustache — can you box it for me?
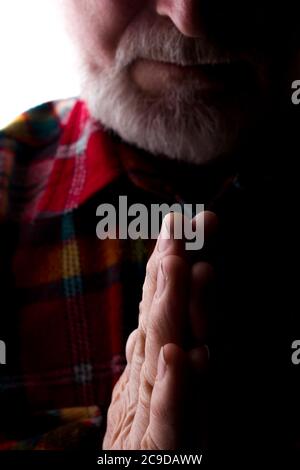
[115,19,239,70]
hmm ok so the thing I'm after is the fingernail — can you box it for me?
[155,260,167,299]
[158,218,171,252]
[157,346,167,381]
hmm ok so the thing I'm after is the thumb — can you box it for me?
[142,343,186,450]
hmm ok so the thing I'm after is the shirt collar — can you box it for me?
[35,100,122,218]
[34,99,238,220]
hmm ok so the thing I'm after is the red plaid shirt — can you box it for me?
[1,95,298,456]
[0,98,239,450]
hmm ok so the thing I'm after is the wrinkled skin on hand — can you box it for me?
[103,212,217,450]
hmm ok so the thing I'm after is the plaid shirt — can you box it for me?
[2,97,293,453]
[0,98,240,450]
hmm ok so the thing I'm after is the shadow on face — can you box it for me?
[62,0,300,164]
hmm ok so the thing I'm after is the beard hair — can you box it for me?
[79,19,250,164]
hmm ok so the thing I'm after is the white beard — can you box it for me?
[79,20,254,165]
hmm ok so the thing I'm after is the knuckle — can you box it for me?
[129,329,145,373]
[145,257,154,277]
[144,259,157,289]
[147,306,170,340]
[138,302,147,336]
[138,312,147,337]
[141,356,156,388]
[125,329,138,364]
[138,363,153,410]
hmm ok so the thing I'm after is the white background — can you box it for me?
[0,0,80,128]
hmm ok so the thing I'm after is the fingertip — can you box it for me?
[191,261,214,284]
[160,343,186,371]
[192,210,219,237]
[188,345,210,372]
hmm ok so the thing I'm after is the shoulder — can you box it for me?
[0,97,79,222]
[0,98,77,151]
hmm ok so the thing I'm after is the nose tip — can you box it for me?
[155,0,203,37]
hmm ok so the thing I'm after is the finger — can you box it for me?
[188,211,218,263]
[125,329,139,365]
[127,213,189,442]
[188,345,210,373]
[139,212,188,334]
[130,255,189,443]
[144,254,189,386]
[142,343,186,450]
[188,261,214,347]
[127,329,146,405]
[129,213,188,399]
[192,210,219,237]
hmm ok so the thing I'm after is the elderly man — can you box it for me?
[0,0,299,458]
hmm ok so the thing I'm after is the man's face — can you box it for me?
[62,0,298,164]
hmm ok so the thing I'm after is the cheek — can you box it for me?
[68,0,143,68]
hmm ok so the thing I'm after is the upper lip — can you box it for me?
[140,57,239,67]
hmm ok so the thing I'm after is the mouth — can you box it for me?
[130,58,252,96]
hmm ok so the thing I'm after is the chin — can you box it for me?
[80,61,259,165]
